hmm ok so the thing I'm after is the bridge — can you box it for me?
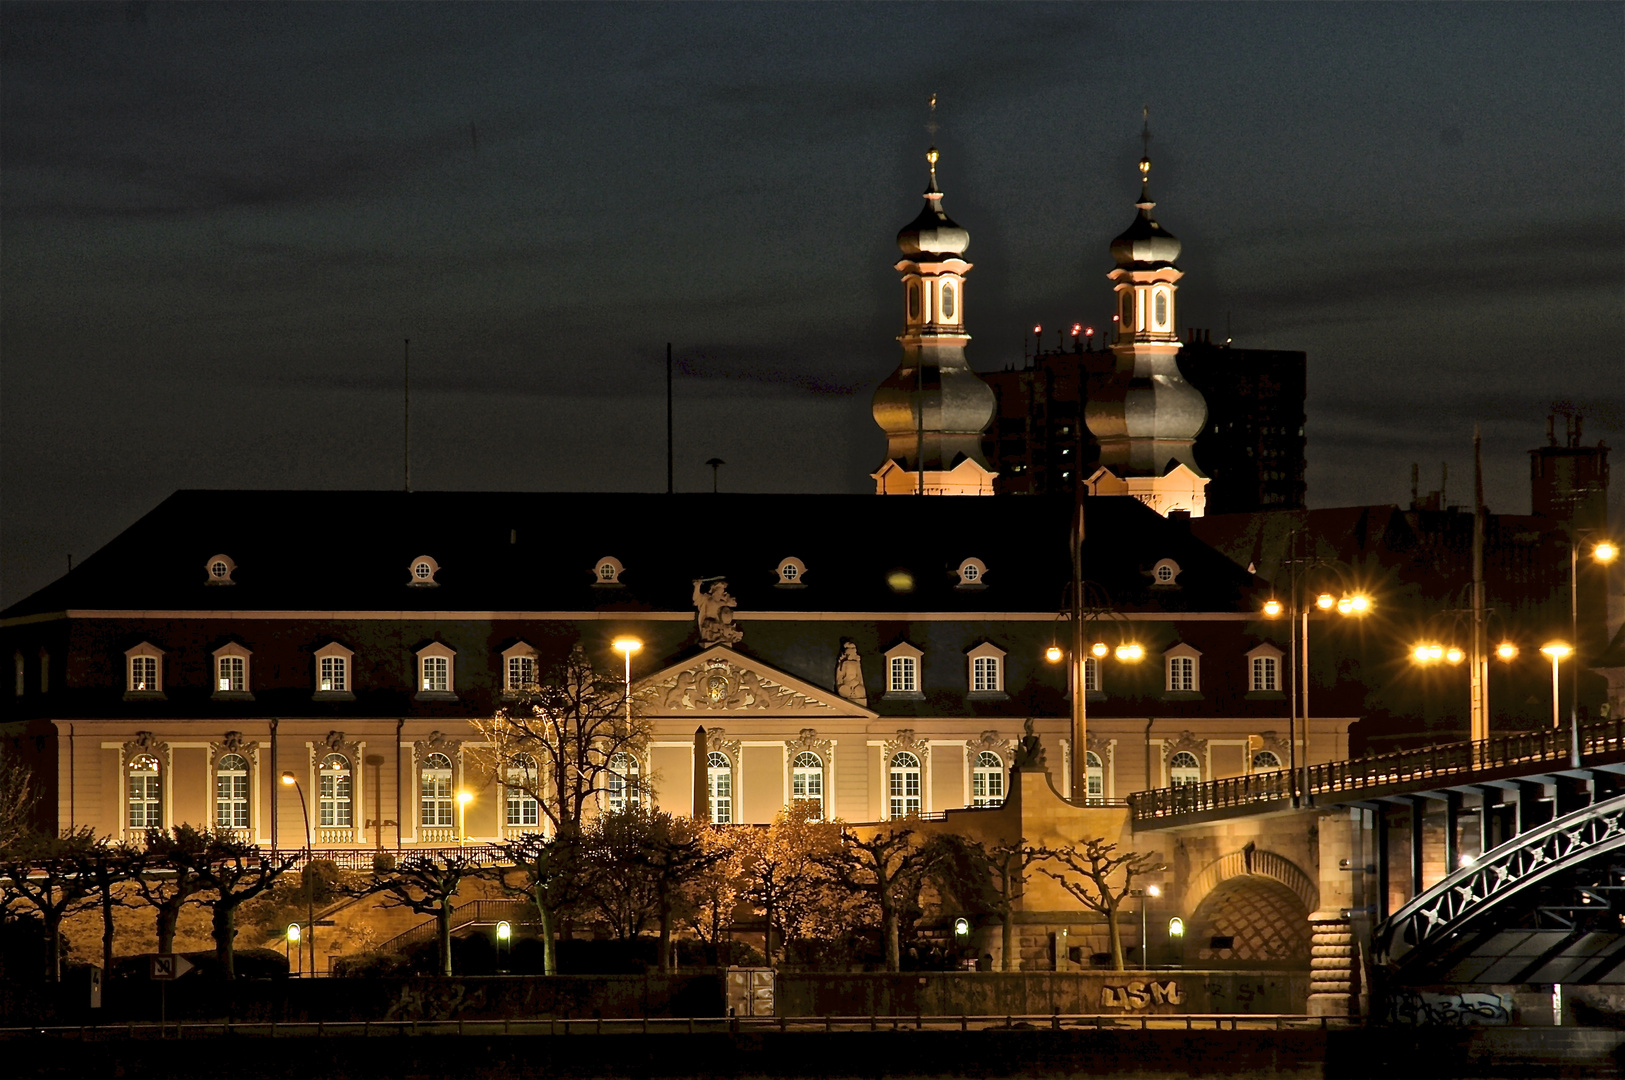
[1124,717,1625,1016]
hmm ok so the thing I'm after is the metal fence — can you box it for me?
[377,898,540,954]
[1129,717,1625,825]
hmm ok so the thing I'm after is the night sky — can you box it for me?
[3,2,1621,605]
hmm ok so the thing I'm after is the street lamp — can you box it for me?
[1167,916,1185,969]
[286,922,300,974]
[1047,631,1142,803]
[496,920,511,973]
[1568,539,1618,752]
[1135,883,1161,969]
[1541,642,1572,733]
[1264,582,1371,805]
[612,637,643,728]
[280,771,316,976]
[457,790,473,845]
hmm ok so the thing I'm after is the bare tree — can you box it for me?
[131,828,212,954]
[0,746,39,848]
[364,851,489,976]
[817,827,936,972]
[63,838,140,976]
[176,833,299,979]
[0,829,105,981]
[471,644,653,842]
[495,831,583,977]
[929,835,1044,971]
[1038,838,1165,971]
[625,810,721,973]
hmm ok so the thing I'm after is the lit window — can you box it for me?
[217,655,246,693]
[1151,559,1181,585]
[420,753,454,827]
[792,752,824,818]
[971,751,1004,807]
[776,557,808,586]
[707,752,733,824]
[318,754,352,827]
[889,656,918,694]
[1251,750,1282,772]
[508,655,537,692]
[127,755,162,831]
[889,752,922,818]
[416,644,455,695]
[1083,657,1100,693]
[1085,751,1105,804]
[1251,656,1279,692]
[608,752,641,813]
[506,754,540,827]
[973,655,1001,693]
[1169,751,1201,787]
[593,556,625,586]
[216,753,249,830]
[1167,656,1195,692]
[320,655,347,693]
[130,655,159,693]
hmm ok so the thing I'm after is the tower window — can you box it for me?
[1154,291,1168,329]
[940,281,956,321]
[907,281,920,321]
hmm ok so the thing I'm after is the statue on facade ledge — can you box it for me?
[692,577,743,645]
[835,638,868,707]
[1010,717,1046,772]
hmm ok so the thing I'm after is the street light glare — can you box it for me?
[1495,642,1519,661]
[612,636,643,655]
[1115,643,1144,662]
[280,772,296,786]
[1091,642,1109,659]
[286,923,301,942]
[1262,599,1283,618]
[1147,884,1161,897]
[457,791,474,805]
[1316,593,1335,610]
[1045,645,1063,663]
[496,921,511,941]
[1348,594,1370,614]
[1596,542,1619,563]
[1445,647,1465,665]
[1540,642,1572,659]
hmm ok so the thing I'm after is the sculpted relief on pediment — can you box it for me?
[642,653,838,715]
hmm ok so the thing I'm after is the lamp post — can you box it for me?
[280,771,316,976]
[457,790,473,846]
[1541,641,1572,735]
[1133,883,1161,969]
[286,922,300,974]
[612,637,643,728]
[496,920,511,973]
[1263,577,1369,806]
[1569,538,1618,751]
[1048,628,1140,804]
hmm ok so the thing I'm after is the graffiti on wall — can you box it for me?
[1386,990,1511,1026]
[1100,980,1184,1009]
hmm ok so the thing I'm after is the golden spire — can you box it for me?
[1138,105,1152,199]
[926,92,941,192]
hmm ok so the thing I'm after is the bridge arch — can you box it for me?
[1186,844,1320,916]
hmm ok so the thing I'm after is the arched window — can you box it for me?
[1153,290,1168,329]
[608,752,641,813]
[889,751,922,819]
[907,281,920,321]
[127,755,161,831]
[215,753,249,830]
[1251,750,1283,772]
[506,753,540,827]
[940,281,956,320]
[707,752,733,824]
[791,751,823,817]
[971,751,1004,807]
[1169,751,1201,787]
[1085,751,1105,804]
[421,753,454,827]
[318,754,352,827]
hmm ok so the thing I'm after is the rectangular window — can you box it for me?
[889,767,922,819]
[506,785,539,827]
[319,768,352,828]
[507,655,537,691]
[130,656,158,692]
[128,772,161,830]
[421,656,450,692]
[216,772,249,829]
[319,656,347,693]
[889,656,917,693]
[1252,656,1279,692]
[217,656,245,692]
[1083,657,1100,692]
[972,656,1000,692]
[1167,656,1195,692]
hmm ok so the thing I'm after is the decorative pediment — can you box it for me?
[882,729,930,765]
[637,646,877,719]
[122,731,170,771]
[786,728,832,762]
[311,730,362,771]
[413,729,462,768]
[1163,730,1207,762]
[965,729,1011,765]
[210,730,259,769]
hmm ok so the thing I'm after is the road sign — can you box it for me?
[150,954,194,981]
[314,919,336,927]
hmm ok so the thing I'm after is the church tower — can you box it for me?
[1083,120,1210,516]
[871,134,997,496]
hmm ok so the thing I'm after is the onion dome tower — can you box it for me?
[1083,116,1210,516]
[871,133,997,496]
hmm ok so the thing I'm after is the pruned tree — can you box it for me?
[470,644,653,840]
[1038,838,1166,971]
[0,828,105,981]
[496,830,584,976]
[733,804,844,966]
[364,851,489,976]
[928,835,1044,971]
[681,825,743,957]
[131,827,212,954]
[816,827,936,972]
[180,834,299,979]
[577,809,662,941]
[63,838,140,976]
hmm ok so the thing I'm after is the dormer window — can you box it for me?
[776,557,807,587]
[884,641,924,698]
[408,556,441,587]
[125,643,165,697]
[956,558,988,589]
[966,641,1007,697]
[205,554,237,586]
[593,556,625,587]
[1246,642,1286,696]
[212,643,253,699]
[1163,643,1202,697]
[416,642,457,699]
[501,641,539,695]
[1151,559,1182,586]
[314,642,355,698]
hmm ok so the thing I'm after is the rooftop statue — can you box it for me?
[692,577,743,646]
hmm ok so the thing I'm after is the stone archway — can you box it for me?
[1190,875,1312,965]
[1186,844,1319,915]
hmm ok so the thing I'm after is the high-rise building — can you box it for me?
[1530,413,1610,534]
[1178,335,1308,513]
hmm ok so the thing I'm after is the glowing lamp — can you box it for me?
[496,921,511,942]
[281,772,296,786]
[1032,324,1042,334]
[1427,645,1444,661]
[1348,594,1371,614]
[1445,647,1465,665]
[1411,645,1431,664]
[1168,917,1185,938]
[1091,642,1109,659]
[1085,327,1095,337]
[1315,593,1336,611]
[1147,884,1161,898]
[1045,645,1063,664]
[457,791,474,806]
[953,917,970,937]
[612,637,643,657]
[1070,323,1082,336]
[1262,599,1283,618]
[1495,642,1519,661]
[1596,542,1619,563]
[1335,597,1353,615]
[1540,642,1573,660]
[1115,644,1144,662]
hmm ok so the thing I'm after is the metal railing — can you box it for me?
[1129,717,1625,825]
[377,898,540,955]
